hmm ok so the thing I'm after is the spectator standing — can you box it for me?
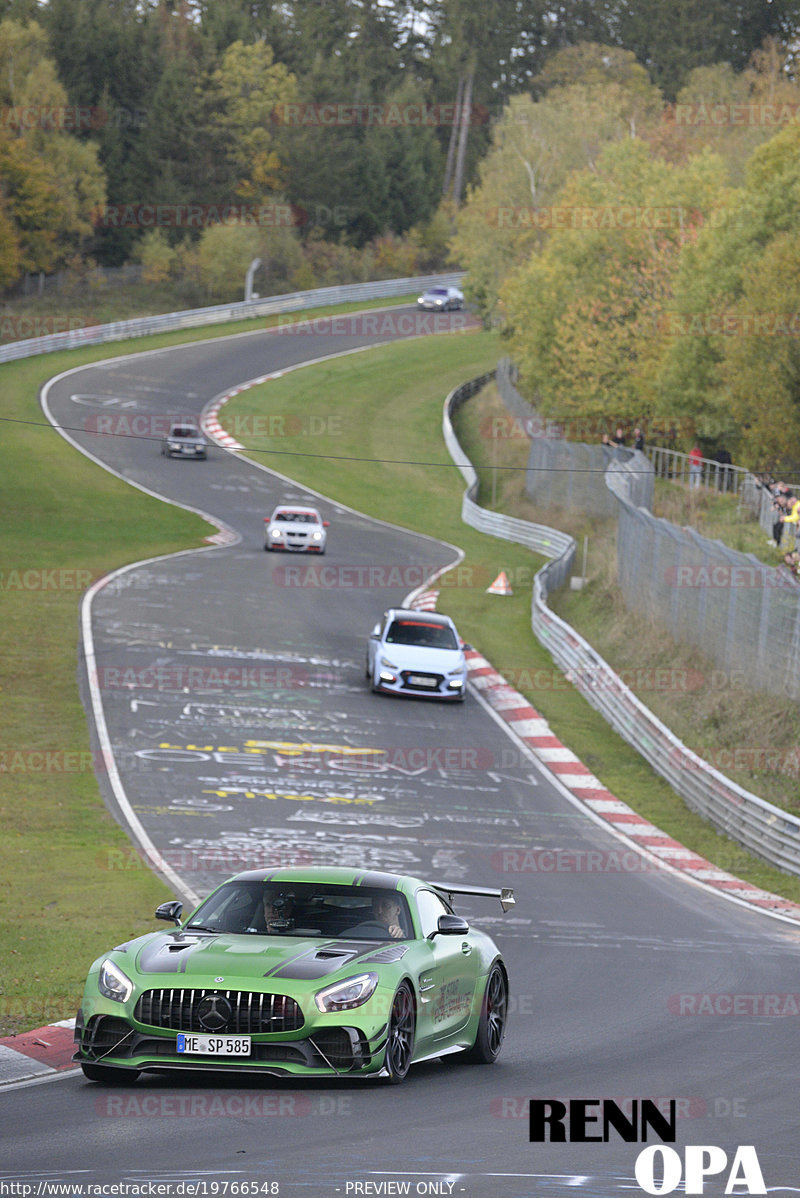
[715,447,732,492]
[769,493,790,548]
[688,445,703,489]
[782,493,800,548]
[633,427,645,452]
[602,427,627,458]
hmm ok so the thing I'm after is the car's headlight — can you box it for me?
[311,530,323,540]
[98,958,133,1003]
[446,664,466,676]
[270,528,282,538]
[168,441,180,450]
[315,972,379,1013]
[380,656,398,669]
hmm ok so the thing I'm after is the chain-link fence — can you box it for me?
[616,502,800,699]
[498,362,800,702]
[496,357,653,516]
[446,369,800,881]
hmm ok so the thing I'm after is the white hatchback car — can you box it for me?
[366,608,468,701]
[264,505,328,553]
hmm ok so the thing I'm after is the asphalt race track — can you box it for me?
[3,310,800,1197]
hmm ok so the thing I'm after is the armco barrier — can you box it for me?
[444,372,800,878]
[0,273,464,364]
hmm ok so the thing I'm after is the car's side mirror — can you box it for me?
[155,901,183,926]
[462,643,473,651]
[370,624,381,638]
[323,521,330,527]
[428,914,470,939]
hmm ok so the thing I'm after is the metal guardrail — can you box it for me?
[444,371,800,879]
[442,375,574,569]
[0,272,465,364]
[647,444,744,495]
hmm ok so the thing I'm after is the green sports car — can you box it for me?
[74,866,513,1084]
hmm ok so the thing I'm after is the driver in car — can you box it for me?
[344,892,406,940]
[259,889,295,933]
[373,893,405,939]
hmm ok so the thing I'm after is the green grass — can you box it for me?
[653,477,780,564]
[0,280,428,342]
[4,318,800,1039]
[227,369,800,906]
[0,289,437,1038]
[1,356,211,1036]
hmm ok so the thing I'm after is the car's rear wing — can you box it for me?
[433,883,515,913]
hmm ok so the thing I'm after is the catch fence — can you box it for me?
[443,367,800,878]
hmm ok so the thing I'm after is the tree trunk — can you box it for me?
[442,74,464,197]
[451,65,474,206]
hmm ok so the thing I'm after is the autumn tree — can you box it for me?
[0,18,105,281]
[451,54,664,319]
[657,119,800,466]
[500,138,727,429]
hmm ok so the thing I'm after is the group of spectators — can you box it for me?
[601,426,646,452]
[759,477,800,576]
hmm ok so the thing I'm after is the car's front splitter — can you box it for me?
[74,1010,389,1079]
[373,681,465,701]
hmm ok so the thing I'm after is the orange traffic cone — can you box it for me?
[487,571,513,595]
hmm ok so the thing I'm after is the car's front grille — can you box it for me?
[400,670,443,692]
[135,989,304,1034]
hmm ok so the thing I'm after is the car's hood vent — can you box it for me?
[267,941,377,981]
[363,944,409,963]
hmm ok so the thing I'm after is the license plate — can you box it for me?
[408,675,437,688]
[176,1034,251,1056]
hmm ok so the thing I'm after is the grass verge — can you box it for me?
[226,367,800,906]
[4,322,799,1039]
[652,477,781,565]
[0,290,437,1038]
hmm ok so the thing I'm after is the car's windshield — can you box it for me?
[274,511,318,523]
[429,288,447,295]
[185,881,413,940]
[385,619,458,650]
[171,426,199,438]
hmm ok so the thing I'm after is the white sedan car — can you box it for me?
[417,285,464,311]
[264,504,328,553]
[366,608,468,701]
